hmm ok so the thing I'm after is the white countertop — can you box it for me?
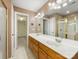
[29,33,78,59]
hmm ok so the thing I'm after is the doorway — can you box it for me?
[57,20,65,38]
[0,0,7,59]
[43,19,49,35]
[14,12,29,51]
[17,14,27,47]
[11,12,29,58]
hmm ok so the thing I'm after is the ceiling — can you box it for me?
[45,0,78,16]
[12,0,48,12]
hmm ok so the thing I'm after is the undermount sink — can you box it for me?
[55,39,62,43]
[37,35,62,47]
[36,33,42,36]
[36,33,41,36]
[45,40,61,47]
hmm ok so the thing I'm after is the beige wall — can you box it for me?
[18,21,27,37]
[14,6,38,33]
[35,18,43,33]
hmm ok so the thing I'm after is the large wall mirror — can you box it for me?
[42,14,78,41]
[35,0,78,41]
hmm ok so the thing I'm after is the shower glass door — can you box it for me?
[58,20,65,38]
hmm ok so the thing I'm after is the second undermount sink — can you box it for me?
[36,34,62,47]
[36,33,42,36]
[55,38,62,43]
[45,39,61,47]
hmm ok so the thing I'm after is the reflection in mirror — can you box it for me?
[36,0,78,40]
[35,0,78,41]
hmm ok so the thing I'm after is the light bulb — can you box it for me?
[56,0,62,4]
[62,3,67,7]
[48,2,52,6]
[57,5,61,9]
[66,11,70,14]
[38,13,41,15]
[69,0,72,2]
[52,2,55,6]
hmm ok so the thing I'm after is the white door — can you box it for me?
[0,7,6,59]
[49,17,56,36]
[43,20,49,35]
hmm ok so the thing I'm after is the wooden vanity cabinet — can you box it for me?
[29,36,77,59]
[32,44,38,59]
[29,36,65,59]
[29,36,39,59]
[48,56,53,59]
[39,48,48,59]
[39,42,66,59]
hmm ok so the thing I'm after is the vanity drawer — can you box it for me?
[46,48,66,59]
[39,42,66,59]
[39,42,48,53]
[29,36,38,45]
[32,45,38,59]
[33,43,38,52]
[39,48,48,59]
[29,36,39,59]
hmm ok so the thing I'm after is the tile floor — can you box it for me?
[10,37,36,59]
[18,37,36,59]
[0,52,2,59]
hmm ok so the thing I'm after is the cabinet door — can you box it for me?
[48,56,53,59]
[29,37,38,59]
[32,44,38,59]
[39,48,48,59]
[29,38,32,49]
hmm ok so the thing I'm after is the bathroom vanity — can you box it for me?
[28,33,78,59]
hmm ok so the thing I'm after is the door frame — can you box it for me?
[14,11,29,50]
[1,0,7,59]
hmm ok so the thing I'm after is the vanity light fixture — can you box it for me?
[54,5,61,9]
[35,12,44,18]
[57,5,61,9]
[69,0,72,2]
[38,13,41,16]
[62,3,67,7]
[66,11,70,14]
[48,0,71,10]
[56,0,62,4]
[48,2,61,9]
[52,2,55,6]
[48,2,52,6]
